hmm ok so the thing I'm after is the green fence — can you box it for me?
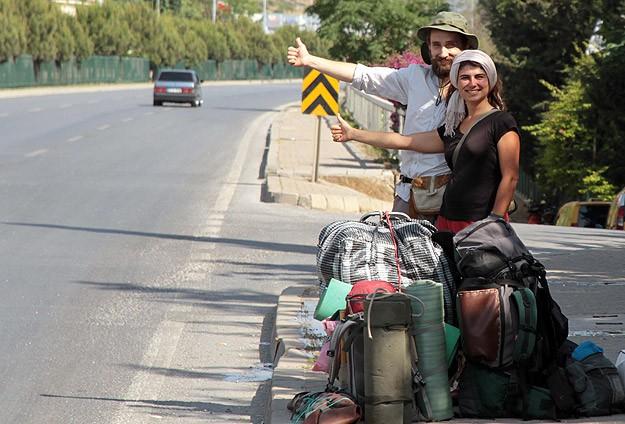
[0,55,150,88]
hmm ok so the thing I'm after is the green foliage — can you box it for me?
[307,0,447,63]
[149,15,184,66]
[55,14,76,62]
[120,2,158,57]
[175,18,207,66]
[77,2,133,56]
[66,12,94,60]
[272,25,331,61]
[0,0,27,61]
[578,168,617,201]
[478,0,603,168]
[18,0,59,62]
[235,17,279,64]
[217,21,250,59]
[526,75,594,201]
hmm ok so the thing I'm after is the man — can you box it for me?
[287,12,478,220]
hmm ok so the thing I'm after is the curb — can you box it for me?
[269,286,327,424]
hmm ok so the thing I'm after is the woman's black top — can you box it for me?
[436,111,519,221]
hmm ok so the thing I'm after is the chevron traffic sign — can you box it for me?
[301,68,339,116]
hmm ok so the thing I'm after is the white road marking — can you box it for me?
[59,104,72,109]
[0,112,8,118]
[66,135,83,143]
[87,100,100,104]
[28,107,43,113]
[96,124,110,131]
[110,108,279,424]
[121,117,133,122]
[25,149,48,158]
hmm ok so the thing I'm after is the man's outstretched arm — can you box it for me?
[287,37,357,83]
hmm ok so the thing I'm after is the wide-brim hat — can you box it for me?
[417,11,479,64]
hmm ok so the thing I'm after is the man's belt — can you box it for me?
[400,174,451,190]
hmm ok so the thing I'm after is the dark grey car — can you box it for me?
[153,69,203,107]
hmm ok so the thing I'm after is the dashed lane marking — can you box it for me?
[66,135,83,143]
[25,149,48,158]
[96,124,110,131]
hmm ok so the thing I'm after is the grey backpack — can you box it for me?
[566,352,625,416]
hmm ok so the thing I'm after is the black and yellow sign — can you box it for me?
[301,68,339,116]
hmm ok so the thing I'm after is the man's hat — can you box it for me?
[417,11,479,64]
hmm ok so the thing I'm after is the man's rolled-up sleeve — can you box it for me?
[351,64,410,105]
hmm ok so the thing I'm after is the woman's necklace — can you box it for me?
[435,80,451,106]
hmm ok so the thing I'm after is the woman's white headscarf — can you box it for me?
[443,49,498,136]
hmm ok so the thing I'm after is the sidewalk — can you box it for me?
[261,104,395,213]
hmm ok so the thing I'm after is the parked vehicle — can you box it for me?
[606,187,625,230]
[153,69,203,107]
[555,201,611,228]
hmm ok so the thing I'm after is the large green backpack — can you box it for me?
[452,217,573,419]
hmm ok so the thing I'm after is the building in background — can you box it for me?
[251,12,319,32]
[51,0,103,16]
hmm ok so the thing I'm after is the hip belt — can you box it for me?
[400,174,451,190]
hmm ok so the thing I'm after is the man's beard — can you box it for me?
[431,57,452,78]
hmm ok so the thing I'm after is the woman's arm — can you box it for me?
[492,131,520,216]
[330,114,444,153]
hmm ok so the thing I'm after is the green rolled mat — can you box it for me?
[405,280,453,421]
[363,294,414,423]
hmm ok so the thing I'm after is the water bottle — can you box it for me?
[616,350,625,386]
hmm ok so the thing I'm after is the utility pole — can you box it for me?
[263,0,268,33]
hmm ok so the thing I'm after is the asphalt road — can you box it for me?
[0,83,351,424]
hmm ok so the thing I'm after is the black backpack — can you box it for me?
[453,216,574,419]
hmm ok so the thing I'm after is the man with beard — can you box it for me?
[287,12,478,219]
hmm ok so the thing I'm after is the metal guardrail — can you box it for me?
[343,85,404,132]
[342,84,540,204]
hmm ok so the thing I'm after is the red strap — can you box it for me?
[384,212,402,290]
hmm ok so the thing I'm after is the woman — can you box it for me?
[331,50,520,233]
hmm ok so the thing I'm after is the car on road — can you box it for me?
[555,200,611,228]
[607,187,625,230]
[153,69,203,107]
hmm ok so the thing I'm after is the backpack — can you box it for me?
[453,216,573,419]
[565,342,625,416]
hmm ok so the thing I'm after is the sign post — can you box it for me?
[301,68,339,182]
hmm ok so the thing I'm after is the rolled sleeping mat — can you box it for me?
[363,293,414,424]
[405,280,453,421]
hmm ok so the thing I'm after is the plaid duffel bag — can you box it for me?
[316,211,457,324]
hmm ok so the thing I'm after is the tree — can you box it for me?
[175,18,207,66]
[478,0,603,168]
[149,15,184,66]
[77,2,133,56]
[65,12,94,60]
[307,0,447,63]
[55,13,76,62]
[217,20,250,59]
[584,0,625,189]
[0,0,27,61]
[18,0,59,63]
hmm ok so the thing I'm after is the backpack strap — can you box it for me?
[451,109,499,169]
[327,318,362,389]
[510,287,537,420]
[511,288,538,363]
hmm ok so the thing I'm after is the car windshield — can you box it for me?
[158,71,194,82]
[578,204,610,228]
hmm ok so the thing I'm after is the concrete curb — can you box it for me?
[269,286,327,424]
